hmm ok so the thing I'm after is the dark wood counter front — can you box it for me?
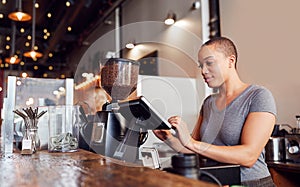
[0,150,217,187]
[267,161,300,187]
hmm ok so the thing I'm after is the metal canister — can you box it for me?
[265,137,286,162]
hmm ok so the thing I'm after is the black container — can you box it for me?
[164,154,240,186]
[164,154,200,180]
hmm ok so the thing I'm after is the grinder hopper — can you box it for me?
[100,58,140,102]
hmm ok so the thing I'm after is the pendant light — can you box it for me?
[24,0,42,60]
[8,0,31,22]
[164,12,176,25]
[5,21,21,64]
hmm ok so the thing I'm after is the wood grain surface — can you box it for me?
[0,149,217,187]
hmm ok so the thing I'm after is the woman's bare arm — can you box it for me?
[171,112,275,167]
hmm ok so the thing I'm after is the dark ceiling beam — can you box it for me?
[79,0,128,44]
[39,0,86,64]
[208,0,221,38]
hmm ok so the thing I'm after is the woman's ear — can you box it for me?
[228,55,236,68]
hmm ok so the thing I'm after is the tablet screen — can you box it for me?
[117,96,172,130]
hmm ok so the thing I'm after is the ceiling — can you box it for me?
[0,0,125,78]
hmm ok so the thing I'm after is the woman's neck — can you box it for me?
[214,72,249,109]
[218,72,248,97]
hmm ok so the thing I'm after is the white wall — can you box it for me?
[137,75,203,154]
[137,75,203,130]
[220,0,300,126]
[122,0,203,78]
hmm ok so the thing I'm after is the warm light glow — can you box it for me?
[23,50,43,59]
[16,12,24,20]
[43,29,48,33]
[59,87,65,92]
[16,80,22,86]
[8,11,31,22]
[43,73,48,78]
[5,55,21,64]
[20,28,25,33]
[21,72,28,78]
[0,14,3,19]
[66,1,71,7]
[24,0,43,60]
[67,26,72,31]
[47,13,51,18]
[164,18,175,25]
[27,35,32,40]
[6,36,10,41]
[82,72,88,77]
[5,45,10,50]
[49,53,53,57]
[25,42,30,47]
[164,12,176,25]
[126,42,135,49]
[34,65,38,70]
[26,97,34,106]
[10,56,18,64]
[193,1,201,9]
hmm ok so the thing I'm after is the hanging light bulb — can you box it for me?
[5,55,21,64]
[125,41,135,49]
[5,21,21,64]
[164,12,176,25]
[8,0,31,22]
[24,0,43,59]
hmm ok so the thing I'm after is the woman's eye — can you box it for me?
[198,61,213,69]
[206,61,213,66]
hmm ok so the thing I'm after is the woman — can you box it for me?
[154,37,277,187]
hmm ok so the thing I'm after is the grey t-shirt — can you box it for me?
[199,84,277,182]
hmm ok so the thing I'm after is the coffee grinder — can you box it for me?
[95,58,143,162]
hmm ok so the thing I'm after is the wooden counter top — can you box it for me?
[267,161,300,187]
[267,161,300,173]
[0,149,217,187]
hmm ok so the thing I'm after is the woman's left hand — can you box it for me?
[168,116,193,148]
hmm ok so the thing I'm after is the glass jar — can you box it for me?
[23,127,41,153]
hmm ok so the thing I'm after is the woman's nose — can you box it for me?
[201,65,209,74]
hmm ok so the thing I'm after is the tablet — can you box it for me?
[117,96,172,130]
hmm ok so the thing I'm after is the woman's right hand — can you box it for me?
[152,129,173,141]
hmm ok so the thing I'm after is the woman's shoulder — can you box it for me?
[247,84,274,96]
[203,93,217,102]
[247,84,277,115]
